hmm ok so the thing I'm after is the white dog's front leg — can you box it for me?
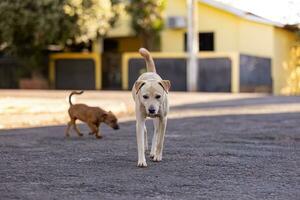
[150,118,159,158]
[136,119,147,167]
[153,117,167,162]
[144,126,148,151]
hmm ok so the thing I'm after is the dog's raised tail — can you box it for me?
[69,90,84,106]
[139,48,156,73]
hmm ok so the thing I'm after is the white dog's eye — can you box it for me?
[155,95,161,99]
[143,95,149,99]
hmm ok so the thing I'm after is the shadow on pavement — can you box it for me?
[171,95,300,110]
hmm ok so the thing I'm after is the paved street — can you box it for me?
[0,95,300,199]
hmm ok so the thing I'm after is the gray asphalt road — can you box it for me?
[0,110,299,199]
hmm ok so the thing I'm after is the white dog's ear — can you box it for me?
[159,80,171,93]
[135,81,145,94]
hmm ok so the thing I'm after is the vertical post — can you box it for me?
[92,37,103,53]
[92,37,103,90]
[48,57,55,89]
[187,0,199,91]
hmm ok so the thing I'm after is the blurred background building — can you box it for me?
[0,0,299,94]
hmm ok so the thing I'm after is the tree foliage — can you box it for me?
[0,0,120,76]
[281,44,300,95]
[126,0,165,50]
[64,0,121,44]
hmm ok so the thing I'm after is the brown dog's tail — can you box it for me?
[69,90,84,106]
[139,48,156,73]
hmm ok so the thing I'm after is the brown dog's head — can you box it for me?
[103,111,119,130]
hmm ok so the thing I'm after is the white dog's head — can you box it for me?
[135,80,171,117]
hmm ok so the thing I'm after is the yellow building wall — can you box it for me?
[238,19,274,57]
[198,3,239,52]
[118,37,142,52]
[106,0,298,94]
[164,0,187,16]
[162,1,278,55]
[161,30,185,52]
[161,0,240,52]
[161,0,186,52]
[273,28,297,95]
[161,0,239,52]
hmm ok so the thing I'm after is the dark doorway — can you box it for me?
[128,58,187,91]
[239,54,272,93]
[102,37,142,90]
[102,38,121,90]
[197,58,231,92]
[55,59,95,90]
[184,32,215,51]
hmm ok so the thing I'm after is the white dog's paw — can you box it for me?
[152,154,162,162]
[150,153,155,159]
[137,160,147,168]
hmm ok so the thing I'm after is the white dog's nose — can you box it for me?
[148,107,156,114]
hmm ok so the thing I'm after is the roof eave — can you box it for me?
[199,0,285,27]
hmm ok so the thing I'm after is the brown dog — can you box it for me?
[65,91,119,139]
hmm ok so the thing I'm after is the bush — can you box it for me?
[126,0,165,51]
[0,0,120,77]
[281,44,300,95]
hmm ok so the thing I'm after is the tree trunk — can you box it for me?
[140,32,156,51]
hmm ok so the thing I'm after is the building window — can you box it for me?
[103,38,119,52]
[184,32,214,51]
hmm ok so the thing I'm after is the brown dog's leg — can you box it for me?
[73,119,83,137]
[88,122,99,135]
[88,123,102,139]
[65,121,72,137]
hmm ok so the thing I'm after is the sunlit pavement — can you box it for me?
[0,90,133,129]
[0,90,299,199]
[2,90,300,129]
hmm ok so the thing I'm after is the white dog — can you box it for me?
[132,48,171,167]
